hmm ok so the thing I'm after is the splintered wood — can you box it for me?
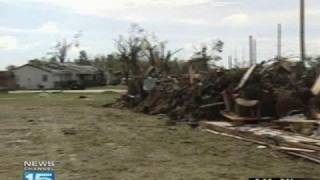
[201,121,320,164]
[312,75,320,95]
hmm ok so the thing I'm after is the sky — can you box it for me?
[0,0,319,70]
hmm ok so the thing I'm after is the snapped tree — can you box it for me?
[48,33,81,63]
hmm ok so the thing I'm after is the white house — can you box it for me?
[13,64,72,89]
[13,63,102,89]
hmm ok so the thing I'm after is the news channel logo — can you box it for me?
[249,178,320,180]
[23,161,55,180]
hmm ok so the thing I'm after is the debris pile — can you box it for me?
[111,59,320,163]
[113,71,234,123]
[114,60,318,122]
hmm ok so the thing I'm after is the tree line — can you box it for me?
[6,24,226,76]
[7,23,320,79]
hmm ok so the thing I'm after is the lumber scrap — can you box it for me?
[286,152,320,164]
[276,147,316,153]
[312,74,320,95]
[200,102,225,109]
[220,110,272,123]
[204,129,316,153]
[200,121,320,164]
[235,98,259,107]
[202,121,320,150]
[234,64,257,91]
[274,119,320,125]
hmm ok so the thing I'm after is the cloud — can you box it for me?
[221,13,249,26]
[19,42,41,51]
[247,8,320,26]
[37,22,59,34]
[1,0,240,26]
[173,18,209,26]
[0,22,59,34]
[0,36,41,51]
[1,0,318,28]
[19,0,234,10]
[171,13,249,27]
[0,36,18,50]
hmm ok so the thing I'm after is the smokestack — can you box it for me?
[253,39,257,64]
[228,56,233,69]
[249,36,253,66]
[277,24,282,60]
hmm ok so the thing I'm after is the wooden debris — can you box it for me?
[276,147,316,153]
[200,102,225,109]
[235,98,259,107]
[234,64,257,91]
[201,121,320,164]
[311,74,320,95]
[275,119,320,125]
[220,110,272,123]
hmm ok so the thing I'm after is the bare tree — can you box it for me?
[143,34,182,75]
[76,50,91,65]
[190,40,224,71]
[115,24,146,79]
[48,33,81,63]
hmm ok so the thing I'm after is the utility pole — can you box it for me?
[300,0,306,62]
[277,24,282,60]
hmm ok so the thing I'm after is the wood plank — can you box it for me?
[205,121,320,151]
[276,147,316,153]
[200,102,225,109]
[204,129,316,153]
[286,152,320,164]
[221,111,272,123]
[274,119,320,125]
[200,121,320,164]
[311,74,320,95]
[234,65,257,91]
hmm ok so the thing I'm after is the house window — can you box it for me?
[42,75,48,82]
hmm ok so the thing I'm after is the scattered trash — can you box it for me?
[257,145,267,149]
[62,128,77,136]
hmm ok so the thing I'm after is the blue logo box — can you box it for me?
[23,171,55,180]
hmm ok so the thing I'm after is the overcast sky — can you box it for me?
[0,0,319,70]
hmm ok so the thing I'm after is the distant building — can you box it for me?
[13,63,105,89]
[0,71,16,90]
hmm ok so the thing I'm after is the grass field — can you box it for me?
[0,92,319,180]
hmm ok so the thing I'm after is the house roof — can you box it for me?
[59,63,99,74]
[14,63,99,75]
[14,64,55,73]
